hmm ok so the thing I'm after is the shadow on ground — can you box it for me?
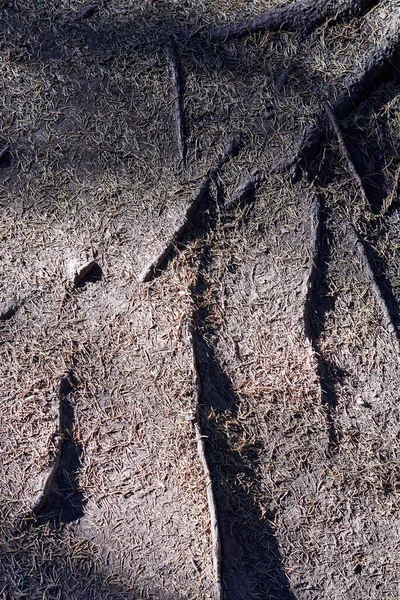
[0,520,183,600]
[36,377,86,525]
[191,236,297,599]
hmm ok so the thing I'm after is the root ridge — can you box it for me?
[207,0,378,42]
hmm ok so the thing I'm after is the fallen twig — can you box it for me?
[187,323,223,600]
[207,0,378,42]
[138,137,242,283]
[164,43,186,165]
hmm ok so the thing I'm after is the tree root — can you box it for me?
[164,43,186,165]
[224,169,264,213]
[323,81,400,356]
[348,225,400,358]
[138,136,242,283]
[187,322,223,600]
[324,103,369,209]
[0,144,10,164]
[207,0,378,42]
[382,165,400,214]
[30,376,69,515]
[302,195,323,342]
[273,15,400,175]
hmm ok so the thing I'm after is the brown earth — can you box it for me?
[0,1,400,599]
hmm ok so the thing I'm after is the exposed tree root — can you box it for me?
[187,322,223,600]
[30,376,68,515]
[382,165,400,214]
[0,144,10,164]
[273,16,400,174]
[31,373,85,524]
[138,137,242,283]
[164,43,186,165]
[224,169,264,213]
[324,86,400,355]
[302,195,323,342]
[348,225,400,358]
[324,103,369,209]
[207,0,378,42]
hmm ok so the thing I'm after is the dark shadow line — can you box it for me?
[36,373,86,525]
[356,231,400,340]
[303,202,342,456]
[191,247,297,600]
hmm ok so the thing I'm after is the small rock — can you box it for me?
[67,258,99,287]
[73,260,98,287]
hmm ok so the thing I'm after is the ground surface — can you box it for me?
[0,0,400,598]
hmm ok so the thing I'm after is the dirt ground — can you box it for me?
[0,1,400,598]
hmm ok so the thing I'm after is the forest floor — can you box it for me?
[0,1,400,599]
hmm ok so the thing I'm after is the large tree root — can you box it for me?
[138,137,242,283]
[30,376,69,515]
[273,15,400,175]
[349,225,400,358]
[207,0,378,42]
[324,103,369,208]
[187,322,223,600]
[324,89,400,355]
[164,43,186,165]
